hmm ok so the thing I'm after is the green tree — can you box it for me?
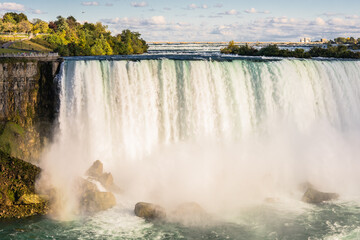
[33,21,49,34]
[18,20,33,34]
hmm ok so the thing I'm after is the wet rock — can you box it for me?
[0,150,49,218]
[86,160,122,193]
[78,178,116,214]
[17,194,47,205]
[81,191,116,213]
[302,187,339,204]
[99,172,113,189]
[86,160,103,178]
[134,202,166,220]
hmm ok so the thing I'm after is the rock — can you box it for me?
[302,187,339,204]
[17,194,47,205]
[78,178,116,214]
[169,202,209,225]
[0,150,49,218]
[134,202,166,220]
[85,160,122,193]
[99,172,113,189]
[81,191,116,213]
[86,160,103,178]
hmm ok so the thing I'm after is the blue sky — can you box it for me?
[1,0,360,42]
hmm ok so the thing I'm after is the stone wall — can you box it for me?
[0,58,62,163]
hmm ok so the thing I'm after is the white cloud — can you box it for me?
[214,3,223,8]
[222,9,238,15]
[0,2,25,12]
[346,15,360,19]
[245,8,257,14]
[131,1,148,7]
[245,8,270,14]
[188,4,197,10]
[102,15,360,42]
[81,1,99,6]
[149,16,166,25]
[105,3,113,7]
[314,17,326,25]
[187,3,208,10]
[328,17,345,25]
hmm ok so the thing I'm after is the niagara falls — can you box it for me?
[1,1,360,239]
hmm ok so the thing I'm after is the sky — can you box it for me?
[1,0,360,42]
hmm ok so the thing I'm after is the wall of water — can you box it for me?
[41,59,360,218]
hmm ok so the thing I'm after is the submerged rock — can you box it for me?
[301,186,339,204]
[134,202,166,220]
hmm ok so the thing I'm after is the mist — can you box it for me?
[38,58,360,220]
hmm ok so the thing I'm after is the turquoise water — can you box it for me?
[2,202,360,239]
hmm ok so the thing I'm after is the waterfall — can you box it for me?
[41,58,360,218]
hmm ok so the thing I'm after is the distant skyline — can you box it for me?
[1,0,360,42]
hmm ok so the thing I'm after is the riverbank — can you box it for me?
[221,41,360,59]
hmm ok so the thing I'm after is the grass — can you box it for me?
[0,48,25,54]
[10,40,52,52]
[0,35,28,42]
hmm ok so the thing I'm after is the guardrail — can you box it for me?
[0,52,59,58]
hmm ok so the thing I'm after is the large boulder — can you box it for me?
[302,186,339,204]
[78,178,116,214]
[134,202,166,220]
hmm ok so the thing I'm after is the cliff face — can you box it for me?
[0,58,62,164]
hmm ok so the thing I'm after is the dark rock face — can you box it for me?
[302,186,339,204]
[134,202,166,220]
[0,150,48,218]
[0,58,62,164]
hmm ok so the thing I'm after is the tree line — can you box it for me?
[221,41,360,59]
[0,12,148,56]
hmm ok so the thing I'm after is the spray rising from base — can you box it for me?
[39,58,360,220]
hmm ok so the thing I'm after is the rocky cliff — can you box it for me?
[0,57,62,164]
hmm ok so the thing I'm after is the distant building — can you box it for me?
[300,37,311,43]
[320,38,328,43]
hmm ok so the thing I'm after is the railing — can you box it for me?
[0,52,59,58]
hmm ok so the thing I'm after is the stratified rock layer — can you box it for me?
[0,58,62,164]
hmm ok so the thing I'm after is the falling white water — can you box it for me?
[40,59,360,219]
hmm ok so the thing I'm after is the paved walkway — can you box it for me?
[1,35,34,49]
[1,41,14,48]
